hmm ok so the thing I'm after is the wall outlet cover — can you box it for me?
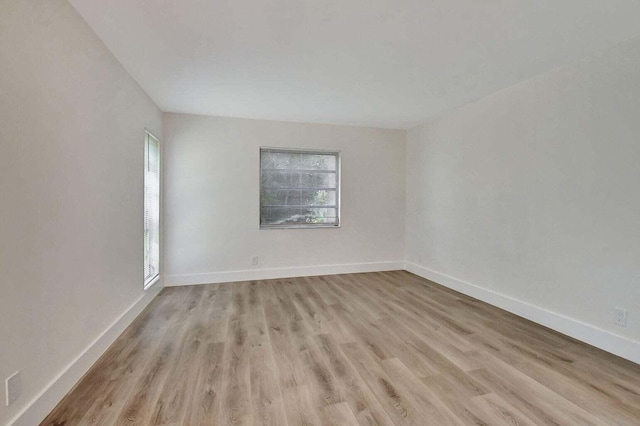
[5,371,21,406]
[614,307,628,327]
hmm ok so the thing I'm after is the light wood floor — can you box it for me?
[43,271,640,425]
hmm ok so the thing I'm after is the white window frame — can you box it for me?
[144,130,161,289]
[260,147,341,229]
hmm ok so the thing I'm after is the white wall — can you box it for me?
[0,1,163,424]
[406,36,640,356]
[163,114,405,284]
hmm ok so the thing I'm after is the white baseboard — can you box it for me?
[404,262,640,365]
[8,282,163,426]
[164,261,405,287]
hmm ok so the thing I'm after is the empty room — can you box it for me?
[2,0,640,425]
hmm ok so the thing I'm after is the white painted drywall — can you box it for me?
[406,36,640,346]
[163,114,405,283]
[0,1,162,424]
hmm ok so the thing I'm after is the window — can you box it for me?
[260,147,341,229]
[144,131,160,288]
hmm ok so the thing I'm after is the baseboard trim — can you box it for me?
[8,282,163,426]
[404,262,640,365]
[164,261,405,287]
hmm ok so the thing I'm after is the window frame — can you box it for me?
[144,130,161,290]
[259,147,341,230]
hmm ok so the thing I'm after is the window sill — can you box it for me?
[144,274,160,290]
[260,224,341,230]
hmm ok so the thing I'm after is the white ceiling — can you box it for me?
[69,0,640,129]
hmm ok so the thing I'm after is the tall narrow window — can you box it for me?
[260,147,340,228]
[144,131,160,288]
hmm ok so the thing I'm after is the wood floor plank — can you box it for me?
[152,315,204,424]
[249,345,288,426]
[281,385,323,426]
[297,279,355,344]
[311,333,394,425]
[471,392,539,426]
[378,316,489,396]
[300,340,345,408]
[182,342,225,425]
[421,375,495,426]
[216,313,253,425]
[471,353,609,426]
[114,339,177,425]
[323,402,360,426]
[328,303,394,362]
[113,298,197,426]
[263,301,308,390]
[339,342,427,425]
[42,271,640,426]
[380,357,464,425]
[472,339,640,425]
[281,278,331,335]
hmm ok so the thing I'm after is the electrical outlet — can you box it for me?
[614,307,628,327]
[251,255,259,266]
[5,371,21,406]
